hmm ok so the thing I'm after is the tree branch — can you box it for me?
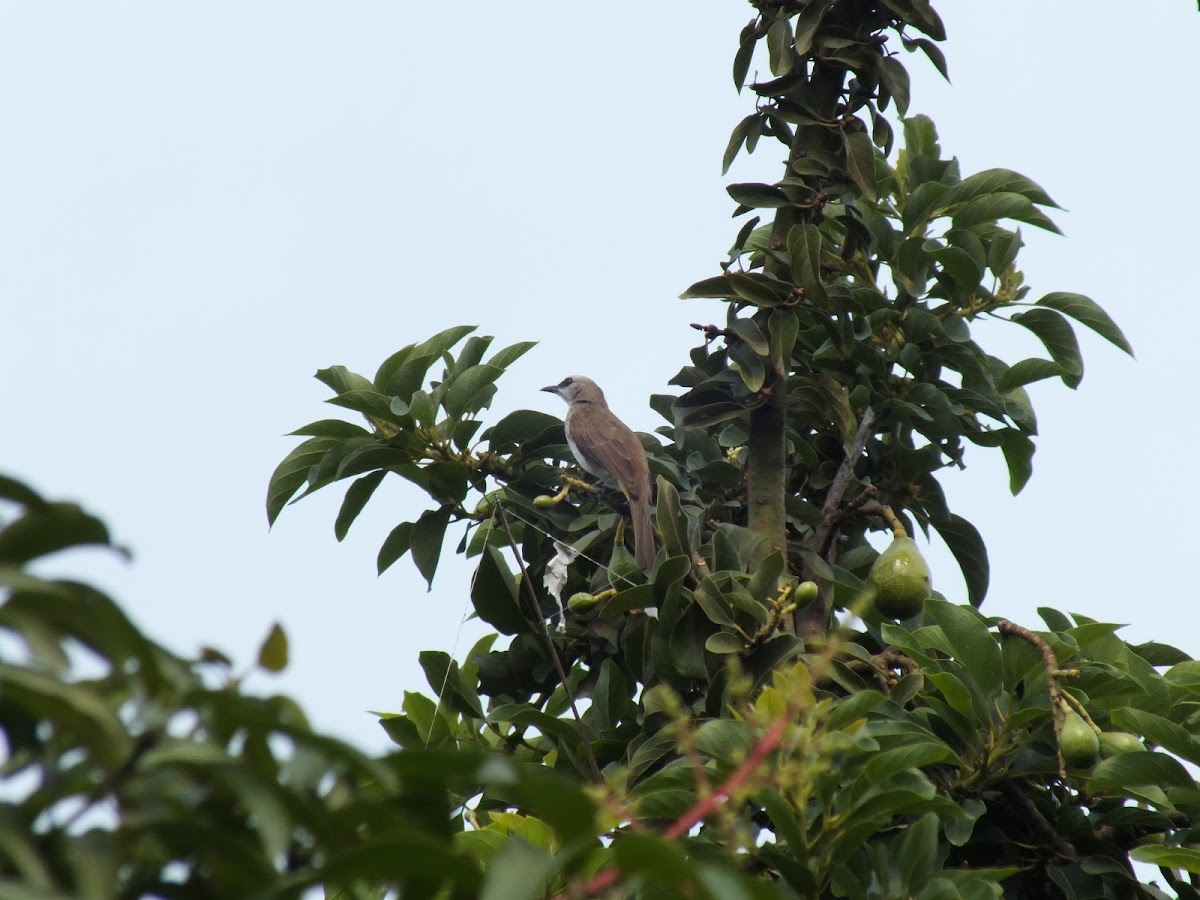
[794,405,876,640]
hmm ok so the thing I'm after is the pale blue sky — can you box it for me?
[2,3,1197,751]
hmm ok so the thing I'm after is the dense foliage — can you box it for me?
[4,2,1200,899]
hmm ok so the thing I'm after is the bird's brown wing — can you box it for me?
[572,404,651,501]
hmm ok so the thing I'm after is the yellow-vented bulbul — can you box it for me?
[542,376,655,570]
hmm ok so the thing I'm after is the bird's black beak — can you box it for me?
[540,385,559,394]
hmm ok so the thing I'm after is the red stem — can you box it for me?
[560,710,792,898]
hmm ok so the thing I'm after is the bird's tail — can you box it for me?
[631,496,655,571]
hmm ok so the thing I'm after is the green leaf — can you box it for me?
[727,182,790,209]
[334,470,387,541]
[1130,845,1200,873]
[1000,431,1035,495]
[443,365,505,419]
[377,521,414,574]
[288,419,373,439]
[0,501,115,564]
[316,364,374,395]
[1035,292,1133,356]
[863,742,954,783]
[827,689,885,729]
[766,17,795,77]
[899,813,940,888]
[706,631,746,654]
[0,474,45,507]
[732,21,758,91]
[1111,708,1200,766]
[680,274,738,300]
[1090,751,1196,792]
[926,671,975,721]
[901,35,949,81]
[792,0,831,55]
[996,358,1062,393]
[927,601,1001,695]
[768,308,800,375]
[600,582,656,617]
[788,224,827,303]
[655,476,690,559]
[471,546,526,635]
[931,514,988,606]
[694,719,752,764]
[879,56,911,117]
[844,130,878,201]
[479,839,557,900]
[487,340,538,371]
[942,168,1057,208]
[256,623,289,672]
[723,114,756,175]
[1010,308,1083,388]
[419,651,484,719]
[694,578,736,627]
[729,272,788,308]
[0,664,131,766]
[411,506,453,589]
[485,409,562,452]
[326,389,398,421]
[932,246,983,292]
[949,193,1061,235]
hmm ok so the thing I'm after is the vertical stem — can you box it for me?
[746,394,788,564]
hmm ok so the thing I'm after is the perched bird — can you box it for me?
[542,376,655,570]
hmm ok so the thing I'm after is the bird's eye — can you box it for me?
[559,378,573,387]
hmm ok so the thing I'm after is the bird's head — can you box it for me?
[541,375,605,406]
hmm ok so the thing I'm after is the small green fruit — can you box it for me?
[567,592,599,613]
[1060,711,1100,767]
[793,581,819,606]
[532,494,557,509]
[1098,731,1145,757]
[868,535,932,619]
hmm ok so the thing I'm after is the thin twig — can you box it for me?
[1000,782,1076,860]
[497,504,603,783]
[997,619,1079,779]
[811,405,876,556]
[796,406,876,640]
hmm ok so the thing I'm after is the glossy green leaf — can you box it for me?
[1090,751,1196,792]
[267,437,339,525]
[334,470,387,541]
[471,546,526,635]
[879,56,911,117]
[792,0,831,55]
[727,182,790,209]
[1000,431,1035,495]
[443,364,505,419]
[1035,292,1133,356]
[411,506,453,589]
[288,419,373,439]
[377,521,414,574]
[931,514,988,606]
[1111,708,1200,766]
[1010,308,1083,388]
[901,34,949,81]
[948,193,1061,235]
[845,130,878,201]
[706,631,745,654]
[926,602,1003,696]
[995,358,1062,392]
[788,223,827,302]
[1130,845,1200,873]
